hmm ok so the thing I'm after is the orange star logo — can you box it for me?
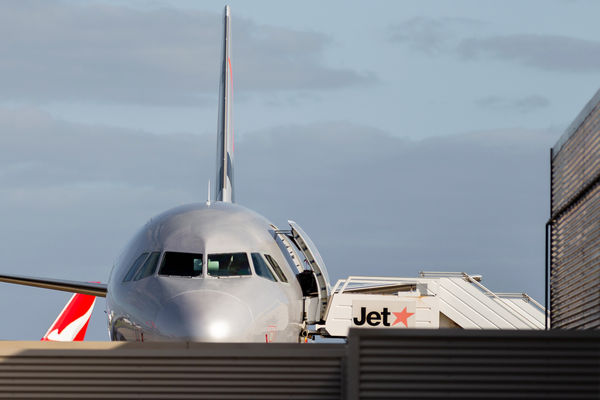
[392,307,414,327]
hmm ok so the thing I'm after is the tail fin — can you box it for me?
[215,5,234,203]
[41,293,96,341]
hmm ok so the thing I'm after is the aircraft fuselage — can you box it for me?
[106,202,305,342]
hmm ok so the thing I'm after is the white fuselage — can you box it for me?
[106,202,305,342]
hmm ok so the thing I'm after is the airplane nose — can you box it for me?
[155,290,254,341]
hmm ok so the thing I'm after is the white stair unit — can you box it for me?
[320,272,546,338]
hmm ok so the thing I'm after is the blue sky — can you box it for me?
[0,0,599,340]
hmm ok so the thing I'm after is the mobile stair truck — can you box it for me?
[276,221,545,341]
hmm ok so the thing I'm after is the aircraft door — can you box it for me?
[287,220,331,323]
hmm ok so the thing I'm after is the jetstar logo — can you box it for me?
[352,300,416,328]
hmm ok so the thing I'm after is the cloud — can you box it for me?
[0,1,373,106]
[0,108,555,339]
[458,34,600,72]
[0,107,209,189]
[388,17,483,53]
[239,123,554,303]
[390,18,600,73]
[476,95,550,113]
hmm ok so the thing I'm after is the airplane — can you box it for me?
[41,293,96,342]
[0,6,330,343]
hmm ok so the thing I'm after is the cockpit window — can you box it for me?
[264,254,288,283]
[159,251,203,277]
[123,252,149,282]
[251,253,277,282]
[207,253,251,277]
[133,251,161,281]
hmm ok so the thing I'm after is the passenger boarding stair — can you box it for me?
[275,221,545,338]
[317,272,546,338]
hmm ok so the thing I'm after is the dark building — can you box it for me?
[550,89,600,329]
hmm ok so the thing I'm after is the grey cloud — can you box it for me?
[388,17,483,53]
[0,108,209,189]
[237,123,553,304]
[458,34,600,72]
[476,95,550,113]
[476,96,504,108]
[0,2,373,106]
[390,18,600,73]
[0,108,554,339]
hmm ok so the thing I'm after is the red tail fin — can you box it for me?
[41,293,96,341]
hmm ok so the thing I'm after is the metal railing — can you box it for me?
[331,276,424,294]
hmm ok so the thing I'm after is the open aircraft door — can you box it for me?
[277,221,331,324]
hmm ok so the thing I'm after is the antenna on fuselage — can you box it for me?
[215,5,234,203]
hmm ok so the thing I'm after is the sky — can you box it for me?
[0,0,599,340]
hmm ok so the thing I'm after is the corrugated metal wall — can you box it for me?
[0,341,345,399]
[551,102,600,211]
[550,92,600,329]
[346,329,600,400]
[0,331,599,399]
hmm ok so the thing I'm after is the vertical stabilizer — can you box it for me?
[215,5,234,202]
[41,293,96,341]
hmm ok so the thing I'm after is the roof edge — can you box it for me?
[553,88,600,156]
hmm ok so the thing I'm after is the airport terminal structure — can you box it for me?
[550,88,600,329]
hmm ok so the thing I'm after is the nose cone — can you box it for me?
[155,290,254,342]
